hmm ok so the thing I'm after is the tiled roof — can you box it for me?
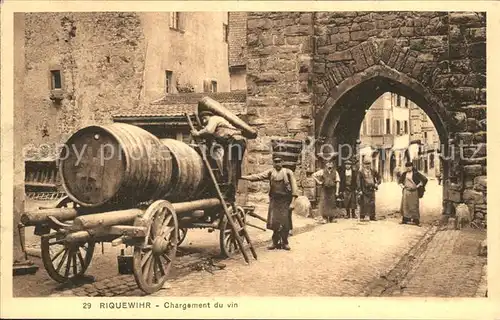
[228,12,247,67]
[151,91,246,105]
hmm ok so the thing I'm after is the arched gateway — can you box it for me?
[246,12,486,224]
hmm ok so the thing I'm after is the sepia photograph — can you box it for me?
[1,2,498,318]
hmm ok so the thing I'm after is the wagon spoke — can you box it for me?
[147,256,155,284]
[77,250,85,268]
[72,254,78,275]
[157,257,166,276]
[64,251,72,278]
[56,250,69,273]
[51,247,66,262]
[141,251,153,269]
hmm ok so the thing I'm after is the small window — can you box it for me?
[170,12,181,30]
[405,98,409,108]
[210,80,217,93]
[223,23,228,42]
[51,70,62,89]
[404,121,408,134]
[424,132,428,140]
[396,95,401,107]
[386,119,391,134]
[165,70,173,94]
[396,121,401,135]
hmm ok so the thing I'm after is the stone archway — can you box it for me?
[246,11,486,222]
[315,64,451,213]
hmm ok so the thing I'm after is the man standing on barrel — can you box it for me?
[357,158,381,221]
[191,110,247,202]
[241,157,298,251]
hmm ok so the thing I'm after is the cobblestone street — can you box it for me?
[13,179,486,297]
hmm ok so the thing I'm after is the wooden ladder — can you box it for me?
[185,114,257,264]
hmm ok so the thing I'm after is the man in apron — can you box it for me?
[398,161,428,226]
[339,159,358,219]
[241,157,298,250]
[192,110,247,202]
[312,161,340,223]
[357,158,381,221]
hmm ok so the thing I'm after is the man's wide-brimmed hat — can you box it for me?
[363,159,371,164]
[273,157,283,162]
[405,161,413,167]
[345,160,352,165]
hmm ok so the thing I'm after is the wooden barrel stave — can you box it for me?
[59,123,174,207]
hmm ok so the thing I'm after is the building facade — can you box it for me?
[228,12,247,91]
[22,12,231,160]
[359,92,441,182]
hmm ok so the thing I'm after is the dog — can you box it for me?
[454,203,471,230]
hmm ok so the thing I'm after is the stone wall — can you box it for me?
[24,12,147,159]
[246,11,487,222]
[246,12,315,203]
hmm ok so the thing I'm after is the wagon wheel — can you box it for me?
[219,206,246,258]
[41,196,94,283]
[133,200,178,294]
[177,228,188,246]
[41,232,95,283]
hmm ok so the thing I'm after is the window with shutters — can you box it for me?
[371,118,383,135]
[203,79,217,93]
[361,120,367,136]
[50,70,62,89]
[169,12,183,31]
[223,23,228,42]
[165,70,173,94]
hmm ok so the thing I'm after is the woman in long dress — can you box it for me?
[398,161,428,226]
[312,162,340,223]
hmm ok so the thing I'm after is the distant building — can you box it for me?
[21,12,233,194]
[228,12,247,91]
[359,92,440,181]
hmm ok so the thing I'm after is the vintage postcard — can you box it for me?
[1,1,499,319]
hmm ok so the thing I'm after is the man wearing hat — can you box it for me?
[398,161,428,226]
[357,158,381,221]
[312,161,340,223]
[338,159,358,219]
[192,110,247,202]
[241,157,298,250]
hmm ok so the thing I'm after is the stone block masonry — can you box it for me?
[246,12,486,224]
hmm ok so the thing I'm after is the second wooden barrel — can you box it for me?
[59,123,174,207]
[159,139,207,201]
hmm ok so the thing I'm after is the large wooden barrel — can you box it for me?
[271,138,303,171]
[59,123,175,207]
[159,139,207,200]
[198,96,258,139]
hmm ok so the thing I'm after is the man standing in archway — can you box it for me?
[398,162,428,226]
[312,161,341,223]
[357,158,381,221]
[339,159,358,219]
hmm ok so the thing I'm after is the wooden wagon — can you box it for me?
[19,98,264,294]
